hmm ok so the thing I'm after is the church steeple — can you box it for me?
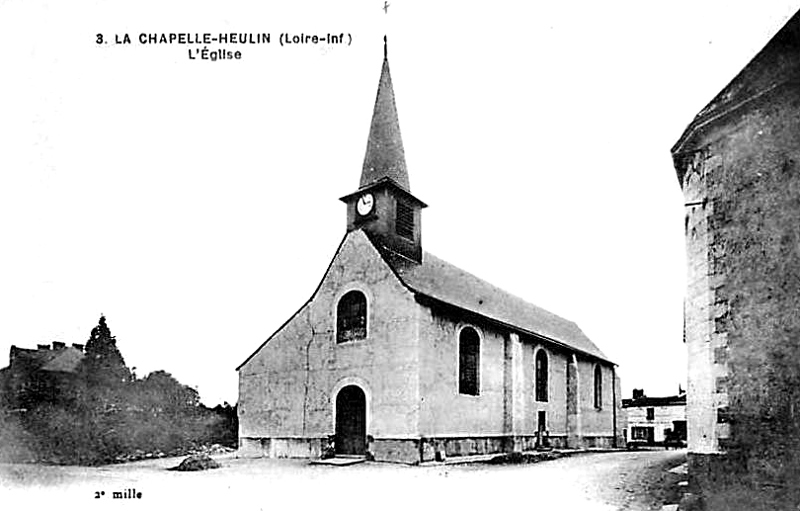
[340,38,426,263]
[360,36,409,192]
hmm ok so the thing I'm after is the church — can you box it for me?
[237,40,622,463]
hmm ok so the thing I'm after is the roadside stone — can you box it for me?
[169,454,221,472]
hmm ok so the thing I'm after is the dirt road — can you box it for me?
[1,449,686,511]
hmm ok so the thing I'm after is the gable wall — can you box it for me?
[238,231,421,444]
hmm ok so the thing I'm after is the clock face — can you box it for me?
[357,193,374,216]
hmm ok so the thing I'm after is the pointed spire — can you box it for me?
[360,36,410,192]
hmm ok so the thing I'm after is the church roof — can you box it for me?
[360,39,410,193]
[370,236,612,363]
[672,9,800,162]
[238,43,613,371]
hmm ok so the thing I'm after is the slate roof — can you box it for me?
[360,38,410,193]
[6,345,84,374]
[372,236,612,363]
[622,394,686,408]
[40,347,84,372]
[672,9,800,159]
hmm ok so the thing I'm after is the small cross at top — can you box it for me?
[383,1,390,14]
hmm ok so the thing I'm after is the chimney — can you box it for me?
[632,388,645,400]
[37,344,50,350]
[72,343,85,352]
[52,341,66,350]
[9,345,18,364]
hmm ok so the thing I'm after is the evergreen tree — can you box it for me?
[65,315,131,461]
[81,315,131,388]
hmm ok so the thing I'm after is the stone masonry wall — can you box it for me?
[680,83,800,483]
[682,148,721,455]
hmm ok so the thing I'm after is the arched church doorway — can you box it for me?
[335,385,366,455]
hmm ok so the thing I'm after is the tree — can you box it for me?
[124,370,206,452]
[137,370,200,414]
[80,315,131,389]
[64,315,132,461]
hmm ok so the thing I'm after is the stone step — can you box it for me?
[309,456,366,466]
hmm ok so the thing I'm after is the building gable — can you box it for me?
[236,229,414,373]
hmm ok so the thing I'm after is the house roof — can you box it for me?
[371,236,612,363]
[7,345,84,374]
[360,37,410,193]
[40,347,84,373]
[622,394,686,408]
[672,9,800,164]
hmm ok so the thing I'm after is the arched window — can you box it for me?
[535,349,548,402]
[336,291,367,343]
[594,365,603,409]
[458,327,480,396]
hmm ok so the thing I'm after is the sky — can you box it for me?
[1,1,799,406]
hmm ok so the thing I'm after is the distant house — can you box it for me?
[671,8,800,495]
[0,342,85,411]
[236,41,623,464]
[622,389,686,447]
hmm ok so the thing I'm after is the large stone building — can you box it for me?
[671,10,800,495]
[237,41,622,464]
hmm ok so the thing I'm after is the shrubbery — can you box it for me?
[1,316,237,465]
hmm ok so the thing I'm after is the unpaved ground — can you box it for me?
[0,449,686,511]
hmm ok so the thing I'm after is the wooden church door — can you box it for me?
[335,385,366,455]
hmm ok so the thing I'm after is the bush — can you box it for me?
[169,454,221,471]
